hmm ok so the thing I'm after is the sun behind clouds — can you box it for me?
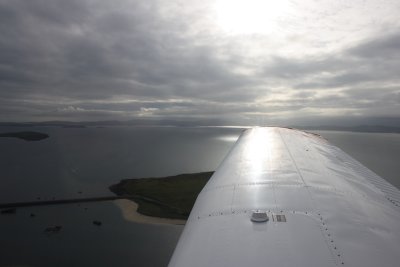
[213,0,291,35]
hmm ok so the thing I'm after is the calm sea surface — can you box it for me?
[0,126,399,266]
[314,130,400,189]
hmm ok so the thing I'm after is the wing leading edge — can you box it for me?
[169,127,400,267]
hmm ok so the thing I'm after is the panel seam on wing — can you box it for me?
[191,208,345,266]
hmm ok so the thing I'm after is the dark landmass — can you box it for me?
[109,172,214,220]
[294,125,400,133]
[0,118,222,128]
[0,119,399,133]
[62,125,86,128]
[0,131,49,141]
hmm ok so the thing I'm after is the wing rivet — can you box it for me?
[251,210,269,223]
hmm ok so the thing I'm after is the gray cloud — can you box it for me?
[349,33,400,59]
[0,0,399,126]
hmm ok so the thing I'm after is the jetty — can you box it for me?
[0,196,129,209]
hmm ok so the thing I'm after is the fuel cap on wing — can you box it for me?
[251,210,269,222]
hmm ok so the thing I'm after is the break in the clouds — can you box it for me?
[0,0,399,126]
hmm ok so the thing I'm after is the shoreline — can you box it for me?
[113,199,186,225]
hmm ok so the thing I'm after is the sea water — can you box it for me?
[0,126,399,266]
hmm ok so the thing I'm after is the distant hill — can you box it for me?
[295,125,400,134]
[0,120,399,133]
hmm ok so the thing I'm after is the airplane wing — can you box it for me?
[169,127,400,267]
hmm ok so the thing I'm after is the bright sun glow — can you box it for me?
[214,0,290,35]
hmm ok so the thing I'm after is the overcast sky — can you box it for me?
[0,0,399,126]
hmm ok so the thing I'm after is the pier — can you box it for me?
[0,196,130,209]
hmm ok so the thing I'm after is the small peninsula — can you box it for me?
[0,131,49,141]
[110,172,214,220]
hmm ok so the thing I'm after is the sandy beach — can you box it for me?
[113,199,186,225]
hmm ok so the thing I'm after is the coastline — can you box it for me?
[113,199,186,225]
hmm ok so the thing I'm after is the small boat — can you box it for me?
[93,220,102,226]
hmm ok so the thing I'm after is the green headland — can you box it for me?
[109,172,214,220]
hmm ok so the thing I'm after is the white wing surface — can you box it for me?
[169,127,400,267]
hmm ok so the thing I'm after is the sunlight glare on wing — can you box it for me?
[215,135,240,142]
[242,128,275,181]
[213,0,290,35]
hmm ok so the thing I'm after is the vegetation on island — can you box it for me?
[109,172,214,220]
[0,131,49,141]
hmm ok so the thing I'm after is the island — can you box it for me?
[109,171,214,220]
[0,131,49,141]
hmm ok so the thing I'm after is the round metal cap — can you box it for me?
[251,210,269,222]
